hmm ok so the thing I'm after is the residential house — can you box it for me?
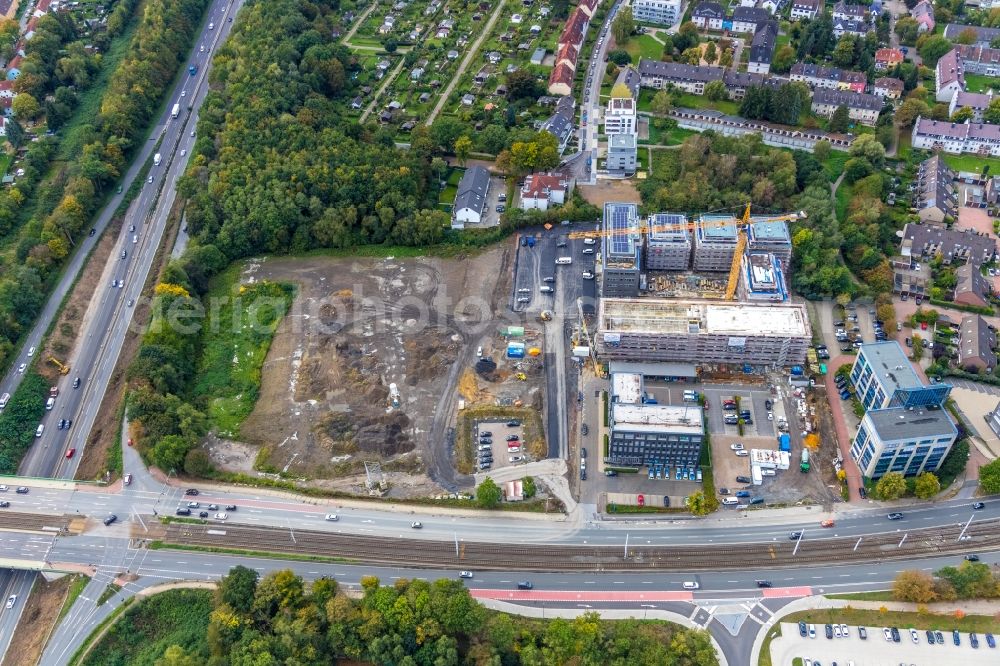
[722,70,782,99]
[474,65,492,86]
[935,49,966,103]
[541,95,576,152]
[791,63,852,90]
[790,0,820,20]
[519,172,572,211]
[558,8,588,49]
[955,265,994,309]
[452,166,491,228]
[607,133,638,175]
[748,22,778,75]
[953,43,1000,76]
[633,0,682,26]
[901,221,998,266]
[461,93,475,105]
[547,61,575,95]
[949,90,995,122]
[832,1,866,21]
[447,49,459,60]
[731,6,771,33]
[691,1,726,30]
[810,88,883,126]
[958,314,997,372]
[832,18,868,38]
[910,0,934,33]
[615,66,642,99]
[578,0,600,17]
[874,48,904,71]
[605,97,637,134]
[637,59,724,94]
[350,96,363,110]
[943,23,1000,47]
[913,154,958,223]
[761,0,789,14]
[873,77,904,99]
[911,116,1000,156]
[892,257,929,297]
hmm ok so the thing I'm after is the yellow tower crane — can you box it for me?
[567,204,806,300]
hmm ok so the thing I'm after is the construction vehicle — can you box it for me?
[800,449,810,473]
[567,204,805,300]
[47,356,70,375]
[515,372,527,381]
[539,310,552,321]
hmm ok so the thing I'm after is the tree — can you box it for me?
[894,16,920,46]
[897,97,931,127]
[611,6,634,44]
[651,89,673,116]
[430,117,466,153]
[11,93,40,120]
[704,79,726,101]
[505,68,541,101]
[674,21,699,52]
[183,448,213,476]
[828,105,850,133]
[956,27,978,45]
[608,49,631,66]
[771,45,796,74]
[813,139,831,162]
[918,36,953,67]
[893,570,938,603]
[156,646,200,666]
[476,477,502,508]
[454,135,472,165]
[383,37,398,53]
[913,472,941,499]
[875,471,907,500]
[4,117,25,148]
[832,35,857,68]
[980,457,1000,494]
[217,565,259,615]
[849,134,886,167]
[704,41,717,65]
[984,97,1000,124]
[686,490,711,515]
[522,476,537,498]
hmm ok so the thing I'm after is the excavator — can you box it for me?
[47,356,70,375]
[567,203,806,300]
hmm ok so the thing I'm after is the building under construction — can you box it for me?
[601,202,642,297]
[595,297,811,366]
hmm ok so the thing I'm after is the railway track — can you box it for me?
[0,511,70,533]
[162,518,1000,572]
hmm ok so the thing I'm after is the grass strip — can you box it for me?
[148,540,357,564]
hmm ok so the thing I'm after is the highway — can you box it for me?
[0,0,243,659]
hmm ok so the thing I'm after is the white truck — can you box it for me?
[171,103,180,118]
[153,153,161,166]
[555,257,572,265]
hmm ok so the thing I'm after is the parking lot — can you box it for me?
[512,226,598,316]
[473,419,528,473]
[770,622,1000,666]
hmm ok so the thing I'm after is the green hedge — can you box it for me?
[928,299,994,316]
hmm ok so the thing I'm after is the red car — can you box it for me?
[65,448,75,459]
[920,322,928,330]
[127,438,134,447]
[637,494,645,507]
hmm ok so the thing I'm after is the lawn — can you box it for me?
[620,34,664,62]
[963,73,1000,93]
[80,589,212,666]
[192,266,295,438]
[643,122,697,146]
[438,166,464,205]
[940,152,1000,175]
[822,151,849,182]
[781,607,1000,634]
[835,181,852,222]
[674,92,740,116]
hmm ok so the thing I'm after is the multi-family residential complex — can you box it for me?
[873,77,904,99]
[604,97,637,135]
[607,133,638,175]
[748,22,778,74]
[790,63,867,92]
[943,23,1000,47]
[632,0,682,26]
[911,116,1000,157]
[645,214,693,270]
[954,263,993,308]
[691,1,726,29]
[849,342,956,479]
[957,314,997,373]
[936,49,966,103]
[953,43,1000,76]
[693,214,739,271]
[901,221,998,266]
[601,203,642,297]
[738,251,788,302]
[748,218,793,267]
[912,154,957,223]
[596,298,811,365]
[810,89,883,126]
[790,0,820,20]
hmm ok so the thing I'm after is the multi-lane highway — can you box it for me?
[0,0,243,659]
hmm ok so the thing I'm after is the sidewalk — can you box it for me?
[823,356,863,502]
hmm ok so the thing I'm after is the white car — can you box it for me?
[27,346,35,357]
[735,450,749,457]
[910,628,919,643]
[0,485,6,492]
[767,412,773,421]
[214,512,228,520]
[5,594,15,609]
[883,627,892,641]
[508,446,521,453]
[17,363,25,373]
[582,271,594,280]
[681,581,699,590]
[324,514,338,521]
[583,238,596,245]
[180,149,186,156]
[730,443,744,451]
[834,625,842,638]
[459,571,473,579]
[840,623,849,638]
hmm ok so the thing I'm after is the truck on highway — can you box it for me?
[153,153,162,166]
[800,449,810,472]
[171,103,180,118]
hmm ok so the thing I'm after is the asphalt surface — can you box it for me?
[0,0,243,660]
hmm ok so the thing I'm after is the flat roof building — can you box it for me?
[609,402,704,468]
[851,406,957,478]
[601,203,642,297]
[596,298,811,366]
[611,372,643,405]
[739,251,788,302]
[645,213,692,270]
[748,218,792,267]
[850,341,951,412]
[694,214,739,272]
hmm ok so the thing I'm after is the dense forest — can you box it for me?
[145,566,719,666]
[178,0,449,258]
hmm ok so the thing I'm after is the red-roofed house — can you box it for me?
[555,42,579,69]
[558,9,588,50]
[33,0,52,17]
[875,48,904,71]
[6,54,23,80]
[520,172,572,211]
[578,0,600,18]
[548,62,575,96]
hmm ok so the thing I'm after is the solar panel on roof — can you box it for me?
[611,205,632,255]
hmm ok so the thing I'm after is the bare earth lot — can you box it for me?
[209,249,515,496]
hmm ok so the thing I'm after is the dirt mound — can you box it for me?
[317,408,413,457]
